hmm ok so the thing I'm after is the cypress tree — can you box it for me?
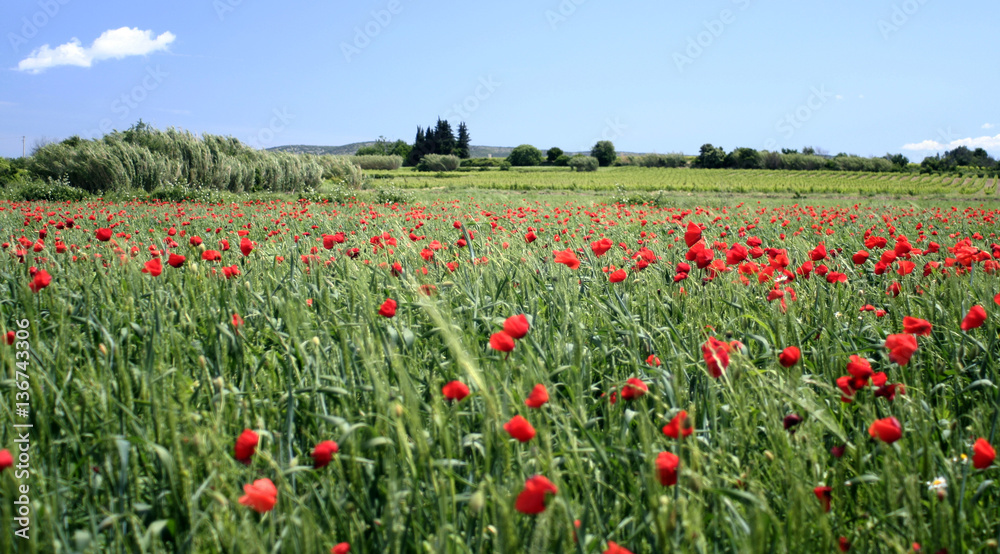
[455,122,471,159]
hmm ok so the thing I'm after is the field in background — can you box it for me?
[353,167,1000,198]
[1,193,999,553]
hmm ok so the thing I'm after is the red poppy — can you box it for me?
[646,354,661,366]
[239,478,277,513]
[240,237,254,256]
[489,331,516,352]
[29,269,51,293]
[778,346,800,368]
[202,250,222,261]
[234,429,259,464]
[167,253,186,268]
[378,299,397,318]
[973,438,996,469]
[885,333,918,366]
[442,380,469,401]
[621,378,648,400]
[605,541,634,554]
[190,236,203,246]
[96,228,112,242]
[0,449,12,471]
[662,410,693,439]
[846,355,873,389]
[868,416,902,443]
[503,415,536,442]
[684,221,702,247]
[702,337,731,378]
[874,383,906,402]
[783,413,803,432]
[331,544,350,554]
[839,537,850,552]
[609,269,627,283]
[514,475,557,514]
[553,249,581,269]
[960,305,987,331]
[655,451,679,486]
[902,316,932,336]
[311,440,339,469]
[232,313,244,328]
[814,486,832,513]
[525,384,549,408]
[591,238,613,257]
[995,292,1000,306]
[5,331,14,346]
[503,314,530,339]
[852,251,869,265]
[141,258,162,277]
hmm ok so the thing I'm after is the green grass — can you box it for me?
[0,195,998,553]
[350,167,998,199]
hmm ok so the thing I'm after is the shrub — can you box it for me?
[416,154,460,172]
[568,156,599,172]
[349,155,403,170]
[554,154,570,167]
[507,145,542,166]
[1,176,90,202]
[636,153,687,168]
[591,141,616,167]
[546,147,564,163]
[499,161,512,171]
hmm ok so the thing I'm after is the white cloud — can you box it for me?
[835,94,844,100]
[983,123,995,129]
[17,27,175,73]
[902,134,1000,152]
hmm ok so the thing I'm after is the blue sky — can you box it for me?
[1,0,997,159]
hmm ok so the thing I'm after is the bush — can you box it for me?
[591,141,616,167]
[568,156,599,172]
[349,155,403,170]
[499,161,512,171]
[1,176,90,202]
[507,145,542,166]
[546,147,564,163]
[416,154,460,172]
[553,154,570,167]
[29,123,323,194]
[635,153,687,168]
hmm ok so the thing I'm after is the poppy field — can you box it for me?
[1,194,1000,553]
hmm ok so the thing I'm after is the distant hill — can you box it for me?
[268,143,652,158]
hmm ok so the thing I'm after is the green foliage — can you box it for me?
[546,147,564,163]
[0,175,90,201]
[694,143,728,169]
[499,160,512,171]
[416,154,461,172]
[455,122,471,159]
[348,155,403,170]
[553,154,570,167]
[590,140,617,167]
[627,153,688,168]
[568,155,599,172]
[28,123,322,193]
[507,144,543,166]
